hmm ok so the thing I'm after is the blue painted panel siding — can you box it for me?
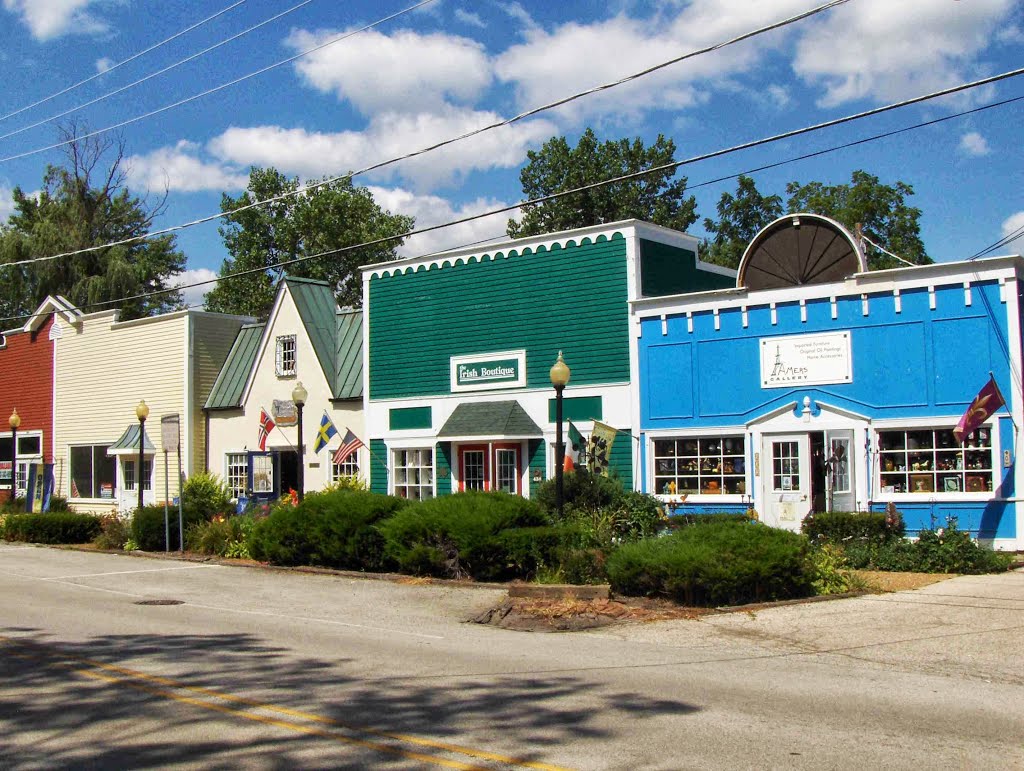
[868,500,1013,540]
[644,343,693,420]
[933,317,993,404]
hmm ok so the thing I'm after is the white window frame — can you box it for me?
[650,433,748,499]
[275,334,297,377]
[225,452,247,498]
[331,449,360,481]
[494,448,519,494]
[122,458,153,492]
[69,443,115,501]
[875,422,998,499]
[393,447,434,500]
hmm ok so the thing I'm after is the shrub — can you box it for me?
[534,469,625,516]
[1,497,27,514]
[378,491,550,581]
[3,512,102,544]
[808,543,853,595]
[48,496,71,512]
[802,509,904,545]
[181,472,234,520]
[249,490,407,570]
[841,518,1012,574]
[607,520,813,606]
[186,514,257,557]
[93,513,131,550]
[131,504,209,551]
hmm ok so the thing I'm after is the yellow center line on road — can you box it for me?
[1,636,573,771]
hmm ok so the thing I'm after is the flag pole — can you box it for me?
[989,371,1018,435]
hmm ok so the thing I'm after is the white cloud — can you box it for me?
[209,108,558,191]
[3,0,108,40]
[1002,211,1024,244]
[791,0,1017,107]
[0,184,16,223]
[125,141,250,194]
[454,9,485,29]
[959,131,991,157]
[367,186,512,258]
[95,56,112,73]
[285,27,491,115]
[172,268,218,309]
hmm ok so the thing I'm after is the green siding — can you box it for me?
[547,396,603,423]
[639,239,734,297]
[389,406,432,430]
[608,433,633,489]
[528,439,545,498]
[369,235,630,399]
[370,439,388,494]
[436,442,452,496]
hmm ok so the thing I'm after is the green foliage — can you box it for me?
[840,519,1012,574]
[0,497,27,514]
[378,492,550,581]
[48,496,71,512]
[181,472,234,520]
[808,543,853,595]
[786,170,930,268]
[508,128,697,239]
[248,490,408,570]
[606,521,813,606]
[130,504,210,551]
[93,513,131,550]
[204,167,414,318]
[185,515,257,557]
[535,468,624,516]
[802,510,904,545]
[0,125,184,320]
[3,512,102,544]
[321,474,369,493]
[702,175,783,269]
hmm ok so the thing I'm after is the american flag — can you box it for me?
[258,408,275,451]
[333,429,364,465]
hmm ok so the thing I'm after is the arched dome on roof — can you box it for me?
[736,213,867,290]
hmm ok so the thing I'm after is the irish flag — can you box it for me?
[564,421,585,471]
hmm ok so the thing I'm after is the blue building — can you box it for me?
[631,214,1023,550]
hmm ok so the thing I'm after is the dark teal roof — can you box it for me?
[205,323,265,409]
[438,401,542,438]
[287,277,340,396]
[108,424,156,453]
[335,309,362,399]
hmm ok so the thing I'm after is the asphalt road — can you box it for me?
[1,543,1022,770]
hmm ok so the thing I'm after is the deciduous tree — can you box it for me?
[702,175,783,269]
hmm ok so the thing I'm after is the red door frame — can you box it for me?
[491,442,521,494]
[458,444,489,492]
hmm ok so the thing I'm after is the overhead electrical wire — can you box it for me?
[1,79,1020,327]
[0,0,249,125]
[968,222,1024,261]
[0,0,439,164]
[0,0,317,143]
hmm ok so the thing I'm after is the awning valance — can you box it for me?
[107,424,156,456]
[438,400,542,439]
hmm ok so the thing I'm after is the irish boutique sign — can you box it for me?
[450,350,526,392]
[760,332,852,388]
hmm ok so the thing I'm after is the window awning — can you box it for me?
[438,401,542,439]
[107,424,156,456]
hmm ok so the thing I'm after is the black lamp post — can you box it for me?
[549,351,571,519]
[9,409,20,501]
[292,381,307,502]
[136,400,149,512]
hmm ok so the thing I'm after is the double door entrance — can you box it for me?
[457,443,521,494]
[761,430,855,530]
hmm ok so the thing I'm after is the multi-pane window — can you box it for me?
[878,427,994,494]
[123,459,153,491]
[462,450,485,491]
[226,453,247,497]
[251,455,274,494]
[495,449,518,494]
[653,436,746,495]
[332,450,359,481]
[70,445,115,499]
[771,441,801,491]
[275,335,296,377]
[394,448,433,500]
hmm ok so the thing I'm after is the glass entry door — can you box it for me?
[824,429,855,512]
[762,434,811,531]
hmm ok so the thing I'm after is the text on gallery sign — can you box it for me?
[760,332,852,388]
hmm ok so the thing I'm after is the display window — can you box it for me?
[394,448,434,500]
[652,435,747,496]
[877,427,994,494]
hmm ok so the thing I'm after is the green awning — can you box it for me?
[438,401,542,439]
[107,424,156,455]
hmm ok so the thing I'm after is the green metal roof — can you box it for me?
[205,323,265,409]
[438,401,542,438]
[107,424,156,453]
[286,277,339,396]
[334,309,363,399]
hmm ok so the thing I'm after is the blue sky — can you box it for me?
[0,0,1022,306]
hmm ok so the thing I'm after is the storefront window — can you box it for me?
[225,454,247,497]
[878,427,994,494]
[70,445,115,499]
[653,436,746,495]
[394,448,433,500]
[332,451,359,481]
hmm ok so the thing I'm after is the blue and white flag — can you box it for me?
[313,413,338,453]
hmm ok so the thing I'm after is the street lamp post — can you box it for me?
[549,351,571,519]
[9,409,20,502]
[292,382,307,502]
[136,400,149,512]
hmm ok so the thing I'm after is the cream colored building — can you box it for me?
[204,277,364,505]
[53,307,250,513]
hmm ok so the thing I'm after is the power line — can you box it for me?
[0,0,316,143]
[0,0,249,125]
[0,0,439,165]
[969,223,1024,260]
[2,80,1020,325]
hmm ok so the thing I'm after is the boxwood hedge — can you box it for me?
[3,512,102,544]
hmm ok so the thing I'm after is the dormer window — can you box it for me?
[276,335,296,377]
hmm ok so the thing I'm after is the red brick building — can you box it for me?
[0,297,79,502]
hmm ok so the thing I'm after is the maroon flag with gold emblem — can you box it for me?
[953,376,1005,443]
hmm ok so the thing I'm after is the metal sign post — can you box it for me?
[177,448,184,551]
[163,449,170,552]
[161,415,181,552]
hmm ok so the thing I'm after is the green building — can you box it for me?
[362,220,734,499]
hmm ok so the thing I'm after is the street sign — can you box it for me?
[161,414,180,450]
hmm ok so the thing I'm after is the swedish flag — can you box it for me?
[313,413,338,453]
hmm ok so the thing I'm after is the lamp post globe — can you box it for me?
[291,382,307,502]
[9,409,20,501]
[136,400,149,512]
[549,352,571,520]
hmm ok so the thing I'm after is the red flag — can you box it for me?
[953,377,1005,443]
[258,408,275,451]
[333,429,365,465]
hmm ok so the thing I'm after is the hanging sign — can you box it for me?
[450,350,526,392]
[760,332,852,388]
[273,400,298,427]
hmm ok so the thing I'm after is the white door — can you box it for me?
[824,429,855,512]
[762,434,811,531]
